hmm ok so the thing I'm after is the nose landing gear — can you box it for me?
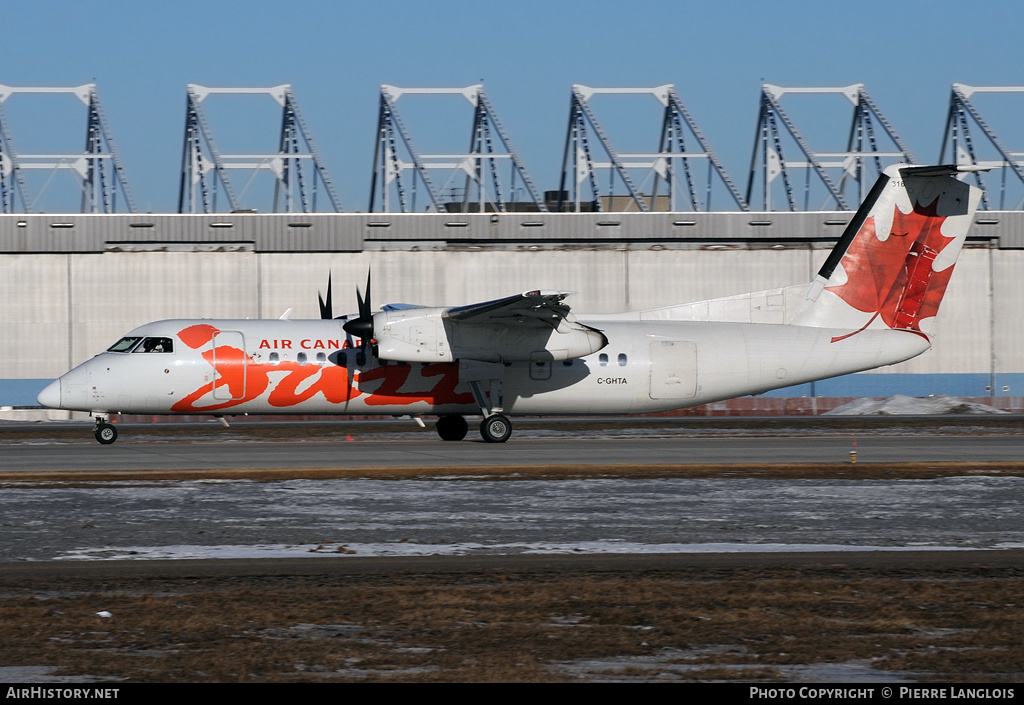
[93,415,118,445]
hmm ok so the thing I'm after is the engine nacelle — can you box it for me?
[373,308,453,362]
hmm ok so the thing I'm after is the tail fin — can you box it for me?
[793,164,984,338]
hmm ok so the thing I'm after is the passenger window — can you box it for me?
[618,353,627,366]
[599,353,609,367]
[297,352,307,366]
[269,352,279,365]
[316,352,327,365]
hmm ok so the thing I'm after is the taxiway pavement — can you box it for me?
[2,426,1022,473]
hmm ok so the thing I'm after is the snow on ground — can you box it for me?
[5,476,1023,561]
[825,395,1007,416]
[53,541,1024,562]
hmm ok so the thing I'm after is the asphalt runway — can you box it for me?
[2,418,1023,472]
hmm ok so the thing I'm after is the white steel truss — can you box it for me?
[369,84,546,213]
[941,84,1024,210]
[178,85,342,214]
[557,85,745,213]
[0,84,136,214]
[747,84,916,211]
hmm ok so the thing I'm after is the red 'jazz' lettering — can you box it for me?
[171,324,471,413]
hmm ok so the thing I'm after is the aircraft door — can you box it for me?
[649,340,698,400]
[211,330,247,400]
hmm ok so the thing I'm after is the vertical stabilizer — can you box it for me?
[792,165,983,338]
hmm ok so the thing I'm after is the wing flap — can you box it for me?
[444,290,574,325]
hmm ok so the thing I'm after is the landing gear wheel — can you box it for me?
[479,414,512,444]
[94,422,117,445]
[436,414,468,441]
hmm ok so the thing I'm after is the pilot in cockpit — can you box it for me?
[140,337,171,353]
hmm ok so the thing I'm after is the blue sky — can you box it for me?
[3,0,1023,213]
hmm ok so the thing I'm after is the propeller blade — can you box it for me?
[342,269,375,358]
[318,272,333,320]
[362,270,371,320]
[340,315,354,347]
[339,316,356,412]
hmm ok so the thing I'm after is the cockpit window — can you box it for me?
[133,337,174,353]
[107,336,142,353]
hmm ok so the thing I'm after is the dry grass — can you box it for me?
[2,558,1022,682]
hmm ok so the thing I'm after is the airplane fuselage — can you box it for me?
[45,317,930,419]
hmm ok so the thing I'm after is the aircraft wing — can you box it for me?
[444,290,575,327]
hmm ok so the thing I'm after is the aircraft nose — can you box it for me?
[36,379,61,409]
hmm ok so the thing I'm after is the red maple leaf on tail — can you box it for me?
[827,199,954,334]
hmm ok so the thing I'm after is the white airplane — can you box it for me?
[38,165,983,445]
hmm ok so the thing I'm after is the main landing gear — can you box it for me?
[436,414,468,441]
[479,414,512,443]
[93,416,117,445]
[435,369,514,443]
[434,413,514,443]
